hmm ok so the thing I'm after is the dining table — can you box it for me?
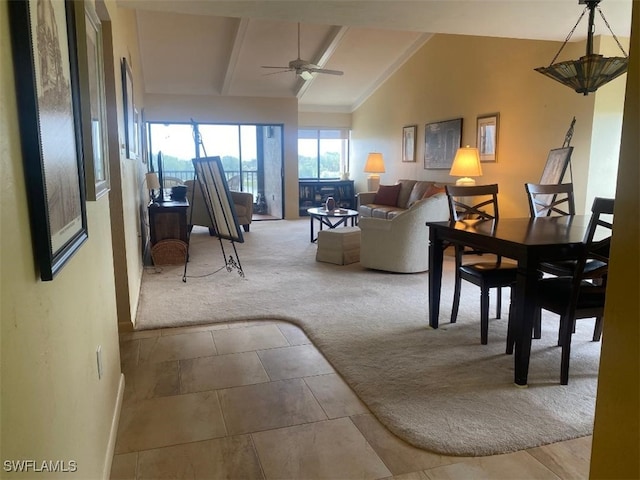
[426,215,591,386]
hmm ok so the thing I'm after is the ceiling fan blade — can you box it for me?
[307,68,344,76]
[261,65,291,69]
[262,69,293,76]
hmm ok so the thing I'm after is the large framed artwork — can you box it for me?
[424,118,463,169]
[539,147,573,184]
[76,2,110,199]
[192,156,244,244]
[9,0,88,281]
[477,113,499,162]
[121,57,137,159]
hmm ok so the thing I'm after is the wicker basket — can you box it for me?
[151,239,188,266]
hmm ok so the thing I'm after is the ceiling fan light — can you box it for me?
[299,70,314,81]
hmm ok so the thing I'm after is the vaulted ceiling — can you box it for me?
[117,0,632,113]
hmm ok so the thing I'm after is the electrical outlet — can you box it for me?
[96,346,103,380]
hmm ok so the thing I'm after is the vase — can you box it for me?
[325,196,336,211]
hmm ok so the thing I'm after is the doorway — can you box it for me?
[147,122,284,220]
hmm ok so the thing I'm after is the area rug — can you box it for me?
[135,219,601,456]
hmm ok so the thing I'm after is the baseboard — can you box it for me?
[103,373,125,480]
[118,321,134,333]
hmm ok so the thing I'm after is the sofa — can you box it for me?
[357,179,450,273]
[184,180,254,233]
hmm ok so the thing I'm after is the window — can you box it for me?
[298,129,350,179]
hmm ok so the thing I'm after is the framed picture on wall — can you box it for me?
[477,113,499,162]
[402,125,417,162]
[424,118,462,169]
[9,0,89,280]
[77,2,110,200]
[122,57,137,159]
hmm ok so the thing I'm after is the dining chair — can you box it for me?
[445,184,518,345]
[525,182,575,217]
[508,197,613,384]
[524,182,605,342]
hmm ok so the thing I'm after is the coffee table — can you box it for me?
[307,207,359,242]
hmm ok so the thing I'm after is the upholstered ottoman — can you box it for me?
[315,227,361,265]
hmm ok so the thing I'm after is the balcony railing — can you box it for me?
[162,170,259,198]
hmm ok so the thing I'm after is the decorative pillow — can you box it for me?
[422,184,446,199]
[373,184,401,206]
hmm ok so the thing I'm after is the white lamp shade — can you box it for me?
[449,147,482,178]
[145,172,161,190]
[364,153,386,174]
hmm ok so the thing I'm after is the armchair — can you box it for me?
[184,180,253,233]
[359,193,449,273]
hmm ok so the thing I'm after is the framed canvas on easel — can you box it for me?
[539,147,573,184]
[183,156,244,281]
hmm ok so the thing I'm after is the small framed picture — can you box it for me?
[477,113,499,162]
[402,125,417,162]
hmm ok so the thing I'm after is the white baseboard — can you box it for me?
[103,373,125,480]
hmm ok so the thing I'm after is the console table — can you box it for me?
[147,198,189,266]
[148,198,189,245]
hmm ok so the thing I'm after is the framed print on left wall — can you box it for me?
[9,0,89,281]
[122,56,137,159]
[76,2,110,199]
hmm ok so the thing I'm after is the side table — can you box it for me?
[148,198,189,265]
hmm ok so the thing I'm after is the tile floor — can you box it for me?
[111,320,592,479]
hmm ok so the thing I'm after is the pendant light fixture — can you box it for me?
[535,0,628,95]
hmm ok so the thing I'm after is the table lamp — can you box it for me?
[449,146,482,186]
[364,152,385,191]
[145,172,161,203]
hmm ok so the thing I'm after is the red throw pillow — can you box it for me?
[373,184,401,206]
[422,184,446,199]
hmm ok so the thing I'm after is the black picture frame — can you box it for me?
[121,56,137,159]
[424,118,463,169]
[9,0,88,281]
[192,156,244,244]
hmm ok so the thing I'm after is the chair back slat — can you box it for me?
[445,184,499,222]
[525,183,575,217]
[566,197,614,306]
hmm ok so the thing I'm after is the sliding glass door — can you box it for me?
[148,122,283,219]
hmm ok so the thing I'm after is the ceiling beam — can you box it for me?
[296,25,349,98]
[221,18,249,95]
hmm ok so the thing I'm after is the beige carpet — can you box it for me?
[135,219,601,456]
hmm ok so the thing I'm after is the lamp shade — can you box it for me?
[535,54,628,95]
[450,147,482,177]
[534,0,628,95]
[364,153,385,173]
[145,172,161,190]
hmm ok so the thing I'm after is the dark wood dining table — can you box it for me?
[426,215,590,386]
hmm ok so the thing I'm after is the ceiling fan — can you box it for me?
[261,23,344,80]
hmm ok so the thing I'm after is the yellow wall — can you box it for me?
[100,0,147,328]
[0,2,122,477]
[351,33,627,217]
[590,2,640,477]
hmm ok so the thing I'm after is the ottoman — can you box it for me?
[315,226,361,265]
